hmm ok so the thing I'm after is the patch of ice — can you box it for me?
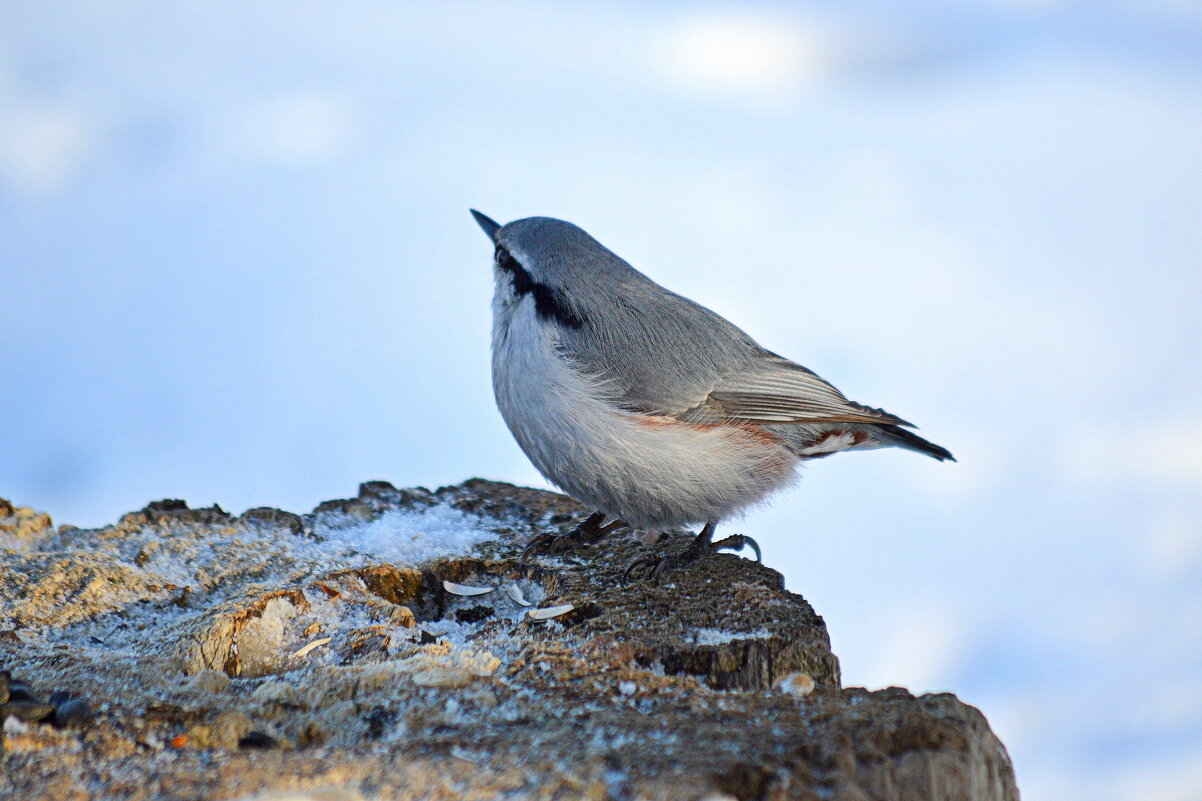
[310,505,495,566]
[693,627,771,646]
[236,597,296,674]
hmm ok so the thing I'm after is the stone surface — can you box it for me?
[0,480,1018,800]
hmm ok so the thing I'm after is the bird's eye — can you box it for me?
[495,246,520,272]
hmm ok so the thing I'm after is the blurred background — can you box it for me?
[2,2,1200,798]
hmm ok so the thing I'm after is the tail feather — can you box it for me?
[874,424,956,462]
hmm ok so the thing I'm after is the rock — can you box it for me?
[0,502,54,539]
[52,698,93,728]
[0,482,1018,801]
[252,680,298,706]
[173,588,311,677]
[0,699,55,723]
[120,498,233,529]
[776,671,816,698]
[190,670,231,694]
[240,507,306,535]
[332,564,424,606]
[186,710,254,749]
[0,552,176,629]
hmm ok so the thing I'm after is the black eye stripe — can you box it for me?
[494,246,584,330]
[496,247,533,294]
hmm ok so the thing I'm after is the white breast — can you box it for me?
[491,294,799,530]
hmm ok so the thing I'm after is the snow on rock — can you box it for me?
[310,504,494,566]
[0,479,1017,801]
[693,627,773,645]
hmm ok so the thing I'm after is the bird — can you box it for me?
[471,210,953,581]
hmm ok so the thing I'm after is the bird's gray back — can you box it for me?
[557,268,766,416]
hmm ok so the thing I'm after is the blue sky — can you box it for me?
[3,2,1201,798]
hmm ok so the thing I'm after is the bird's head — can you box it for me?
[470,211,635,325]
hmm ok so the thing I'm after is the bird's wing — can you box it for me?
[553,283,767,416]
[551,279,908,427]
[703,356,915,427]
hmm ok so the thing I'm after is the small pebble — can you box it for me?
[186,710,253,749]
[470,689,498,710]
[0,700,55,723]
[189,669,231,694]
[53,698,93,728]
[251,680,297,706]
[453,605,494,624]
[776,672,815,698]
[6,682,40,703]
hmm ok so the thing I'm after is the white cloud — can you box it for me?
[657,11,829,102]
[0,105,95,194]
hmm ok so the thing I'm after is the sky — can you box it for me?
[2,2,1201,799]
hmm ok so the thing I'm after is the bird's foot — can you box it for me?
[519,512,624,567]
[622,531,762,584]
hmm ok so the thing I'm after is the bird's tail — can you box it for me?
[873,424,956,462]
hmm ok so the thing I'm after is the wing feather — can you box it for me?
[703,358,914,428]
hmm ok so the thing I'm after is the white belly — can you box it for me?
[491,297,798,529]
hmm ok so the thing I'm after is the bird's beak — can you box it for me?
[470,209,501,241]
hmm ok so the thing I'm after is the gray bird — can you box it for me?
[471,210,953,580]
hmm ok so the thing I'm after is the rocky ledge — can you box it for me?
[0,481,1017,801]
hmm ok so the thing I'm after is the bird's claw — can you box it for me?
[519,530,586,567]
[621,553,665,584]
[623,532,762,584]
[519,513,619,567]
[713,534,762,563]
[518,532,561,567]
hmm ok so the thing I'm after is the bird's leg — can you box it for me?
[623,522,762,584]
[520,512,626,566]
